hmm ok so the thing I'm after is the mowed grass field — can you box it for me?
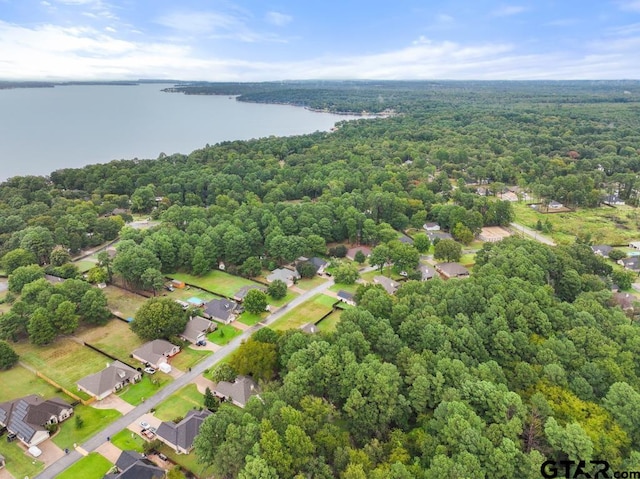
[53,404,121,450]
[14,338,110,400]
[56,452,113,479]
[154,383,204,421]
[0,439,44,479]
[513,203,640,245]
[0,364,72,402]
[170,346,212,371]
[169,271,262,297]
[316,309,343,332]
[270,294,337,331]
[75,319,145,363]
[102,285,148,318]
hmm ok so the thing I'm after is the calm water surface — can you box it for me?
[0,84,358,181]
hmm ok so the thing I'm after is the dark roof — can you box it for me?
[234,285,266,300]
[373,275,400,295]
[214,376,260,407]
[337,290,354,301]
[267,268,300,284]
[436,262,470,278]
[204,298,239,321]
[309,257,328,268]
[591,245,613,256]
[116,450,145,471]
[181,316,215,343]
[398,235,414,244]
[621,257,640,270]
[132,340,177,366]
[156,409,211,451]
[0,395,72,444]
[427,231,453,241]
[110,451,165,479]
[77,361,139,397]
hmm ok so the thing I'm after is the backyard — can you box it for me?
[52,404,121,450]
[270,294,337,331]
[153,384,205,421]
[158,444,212,479]
[168,270,263,298]
[56,452,113,479]
[0,364,71,402]
[316,309,343,332]
[102,285,148,319]
[111,428,146,453]
[13,338,112,400]
[75,318,145,364]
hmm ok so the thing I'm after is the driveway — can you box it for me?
[190,342,221,353]
[32,440,65,467]
[94,442,122,464]
[193,374,216,394]
[0,468,15,479]
[92,395,135,415]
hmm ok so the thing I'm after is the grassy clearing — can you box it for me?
[238,310,266,326]
[75,319,145,363]
[207,324,242,345]
[168,271,262,297]
[513,203,640,245]
[52,404,121,450]
[0,364,67,402]
[316,309,343,332]
[268,290,298,307]
[329,283,359,294]
[295,276,328,290]
[73,259,97,273]
[14,339,110,398]
[154,384,204,421]
[118,374,172,406]
[459,253,476,268]
[170,347,211,371]
[270,294,336,331]
[0,439,44,478]
[158,444,213,479]
[57,452,113,479]
[111,428,146,453]
[102,285,147,318]
[167,287,220,303]
[360,268,403,283]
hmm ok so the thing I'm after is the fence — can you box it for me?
[34,371,94,405]
[83,341,138,370]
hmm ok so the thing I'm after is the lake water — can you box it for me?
[0,84,358,181]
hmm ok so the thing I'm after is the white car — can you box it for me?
[144,367,156,375]
[140,420,150,430]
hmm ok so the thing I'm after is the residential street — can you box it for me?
[34,278,335,479]
[510,222,556,246]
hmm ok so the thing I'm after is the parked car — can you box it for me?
[144,367,156,375]
[196,339,206,346]
[148,426,157,434]
[139,421,150,430]
[142,429,155,439]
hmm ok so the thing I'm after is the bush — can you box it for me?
[143,439,162,454]
[75,415,84,429]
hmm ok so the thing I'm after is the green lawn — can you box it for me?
[238,310,266,326]
[268,290,298,307]
[111,428,146,453]
[270,294,337,331]
[329,283,359,295]
[57,452,113,479]
[170,347,212,371]
[459,253,476,268]
[154,384,204,421]
[118,374,172,406]
[316,309,343,332]
[513,202,640,246]
[14,338,111,400]
[296,276,329,290]
[102,285,148,318]
[0,364,69,402]
[158,444,213,478]
[168,287,220,303]
[168,271,262,297]
[73,259,97,273]
[360,268,403,283]
[208,324,242,345]
[52,404,121,450]
[75,319,145,364]
[0,438,44,479]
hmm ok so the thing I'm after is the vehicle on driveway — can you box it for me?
[144,367,156,374]
[140,420,150,430]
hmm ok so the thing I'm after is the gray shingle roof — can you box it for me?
[181,316,214,343]
[337,290,354,301]
[436,262,470,278]
[77,361,139,398]
[204,298,239,321]
[0,395,72,444]
[156,409,211,452]
[214,376,260,408]
[373,275,400,295]
[132,340,177,366]
[110,451,165,479]
[234,285,266,301]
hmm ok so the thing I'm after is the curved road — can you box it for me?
[35,278,335,479]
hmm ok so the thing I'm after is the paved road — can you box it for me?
[35,279,335,479]
[510,222,556,246]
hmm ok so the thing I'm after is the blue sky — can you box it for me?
[0,0,639,80]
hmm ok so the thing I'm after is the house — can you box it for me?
[170,279,186,289]
[337,290,356,306]
[266,268,300,287]
[426,231,453,242]
[180,316,216,344]
[346,246,371,261]
[629,241,640,250]
[156,409,212,454]
[423,222,441,231]
[619,257,640,272]
[203,298,240,324]
[77,361,142,400]
[373,275,400,295]
[548,200,563,209]
[233,285,267,302]
[0,395,73,447]
[308,257,328,274]
[132,340,180,369]
[436,262,470,279]
[419,264,437,281]
[612,292,636,312]
[591,245,613,257]
[44,274,64,284]
[498,191,519,202]
[603,194,625,206]
[103,450,165,479]
[398,235,414,245]
[300,323,319,334]
[214,376,260,408]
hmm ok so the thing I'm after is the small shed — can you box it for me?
[171,279,186,289]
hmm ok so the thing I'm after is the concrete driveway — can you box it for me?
[92,395,135,415]
[95,442,123,464]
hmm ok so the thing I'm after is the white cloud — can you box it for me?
[490,5,529,17]
[265,11,292,27]
[155,11,239,35]
[617,0,640,12]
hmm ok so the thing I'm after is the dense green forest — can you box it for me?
[1,81,640,477]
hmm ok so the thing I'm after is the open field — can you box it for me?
[513,203,640,246]
[154,384,204,421]
[14,339,111,399]
[170,347,211,371]
[316,309,343,332]
[207,324,242,345]
[270,294,337,331]
[296,276,328,290]
[0,364,69,402]
[57,452,113,479]
[75,319,145,363]
[52,404,121,450]
[0,439,44,478]
[168,270,262,298]
[238,310,266,326]
[102,285,148,318]
[111,428,145,452]
[118,373,172,406]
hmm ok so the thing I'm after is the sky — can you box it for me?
[0,0,639,81]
